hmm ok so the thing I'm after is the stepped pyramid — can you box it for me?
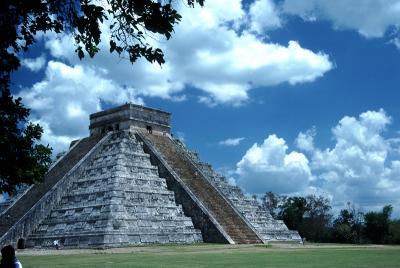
[0,103,299,248]
[27,131,202,247]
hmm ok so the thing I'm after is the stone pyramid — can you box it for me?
[27,131,202,248]
[0,103,300,249]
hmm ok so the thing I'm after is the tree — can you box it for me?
[302,195,332,242]
[0,0,203,194]
[363,205,392,244]
[0,87,52,194]
[333,209,356,243]
[387,219,400,244]
[278,196,307,232]
[277,195,332,241]
[332,203,363,243]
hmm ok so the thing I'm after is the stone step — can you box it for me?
[49,204,186,214]
[143,133,262,244]
[82,164,158,174]
[88,158,154,168]
[36,218,196,227]
[101,141,144,152]
[61,188,176,200]
[71,176,168,189]
[27,232,203,248]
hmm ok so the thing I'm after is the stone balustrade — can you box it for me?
[173,138,301,242]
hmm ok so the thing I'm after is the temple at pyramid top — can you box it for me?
[89,103,171,136]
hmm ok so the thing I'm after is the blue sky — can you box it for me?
[9,0,400,216]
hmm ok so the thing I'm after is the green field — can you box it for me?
[17,244,400,268]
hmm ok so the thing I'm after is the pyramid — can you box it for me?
[0,104,299,248]
[27,131,202,247]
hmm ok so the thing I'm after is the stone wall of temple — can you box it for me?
[89,103,171,136]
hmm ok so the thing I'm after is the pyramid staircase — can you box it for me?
[174,139,301,241]
[198,164,301,241]
[26,131,202,248]
[139,132,262,244]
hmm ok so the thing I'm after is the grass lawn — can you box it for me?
[17,244,400,268]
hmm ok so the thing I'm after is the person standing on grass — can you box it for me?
[0,245,22,268]
[53,240,59,250]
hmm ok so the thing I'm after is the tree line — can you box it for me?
[262,192,400,244]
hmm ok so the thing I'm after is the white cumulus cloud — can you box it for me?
[249,0,282,34]
[21,55,46,72]
[282,0,400,38]
[236,134,313,194]
[311,109,396,208]
[391,37,400,49]
[40,0,332,107]
[295,127,316,152]
[219,137,245,146]
[236,109,400,215]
